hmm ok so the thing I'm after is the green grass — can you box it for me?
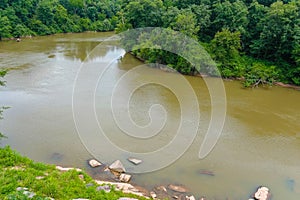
[0,146,148,200]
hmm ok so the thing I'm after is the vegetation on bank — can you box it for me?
[0,0,299,87]
[0,146,148,200]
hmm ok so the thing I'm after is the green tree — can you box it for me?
[36,0,57,27]
[170,9,199,38]
[189,4,211,38]
[211,0,248,35]
[0,16,12,40]
[13,23,32,37]
[243,63,279,87]
[250,1,300,62]
[124,0,164,28]
[244,1,267,53]
[210,29,242,77]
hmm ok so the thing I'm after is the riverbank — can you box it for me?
[0,146,203,200]
[0,146,148,200]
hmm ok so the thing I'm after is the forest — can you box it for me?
[0,0,299,86]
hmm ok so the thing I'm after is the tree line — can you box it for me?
[0,0,299,86]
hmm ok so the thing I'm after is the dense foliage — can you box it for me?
[0,0,299,86]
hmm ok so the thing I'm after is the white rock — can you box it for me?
[56,166,82,172]
[128,158,142,165]
[150,191,157,199]
[119,173,132,182]
[186,195,196,200]
[89,159,102,168]
[254,186,270,200]
[109,160,126,173]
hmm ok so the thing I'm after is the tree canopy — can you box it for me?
[0,0,299,86]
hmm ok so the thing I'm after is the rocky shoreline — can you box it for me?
[56,158,272,200]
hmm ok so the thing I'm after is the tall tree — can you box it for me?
[0,16,12,40]
[210,28,242,77]
[211,0,248,35]
[170,9,199,38]
[250,1,300,62]
[124,0,164,28]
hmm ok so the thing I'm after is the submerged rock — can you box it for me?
[109,160,126,173]
[199,170,214,176]
[128,158,142,165]
[168,184,188,193]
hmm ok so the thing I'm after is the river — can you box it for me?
[0,32,299,199]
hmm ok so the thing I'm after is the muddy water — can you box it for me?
[0,32,299,199]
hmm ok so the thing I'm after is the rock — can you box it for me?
[17,187,28,191]
[185,195,196,200]
[104,167,110,172]
[173,195,179,199]
[253,186,270,200]
[88,159,102,168]
[35,176,44,180]
[23,191,35,198]
[96,185,111,193]
[128,158,142,165]
[95,180,145,197]
[56,166,82,172]
[78,174,84,180]
[86,183,94,188]
[119,173,132,182]
[156,185,167,192]
[109,160,126,173]
[199,170,214,176]
[168,184,188,193]
[150,191,157,199]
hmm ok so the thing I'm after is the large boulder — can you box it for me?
[109,160,126,173]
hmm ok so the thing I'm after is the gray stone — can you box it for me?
[109,160,126,173]
[23,191,35,198]
[168,184,188,193]
[150,191,157,199]
[97,185,111,193]
[86,183,94,188]
[119,173,132,182]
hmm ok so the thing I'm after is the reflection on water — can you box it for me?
[0,32,299,199]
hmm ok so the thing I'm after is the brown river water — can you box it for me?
[0,32,299,199]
